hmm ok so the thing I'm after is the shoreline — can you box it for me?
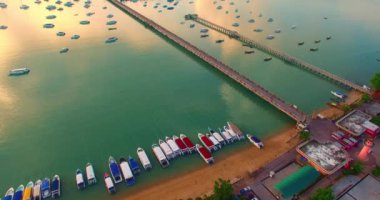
[114,125,300,200]
[112,91,362,200]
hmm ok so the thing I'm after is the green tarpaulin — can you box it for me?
[274,165,320,199]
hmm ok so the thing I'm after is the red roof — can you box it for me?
[198,146,212,159]
[174,138,187,150]
[200,135,214,147]
[182,137,195,148]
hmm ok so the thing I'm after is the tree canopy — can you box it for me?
[370,72,380,91]
[212,179,235,200]
[309,188,334,200]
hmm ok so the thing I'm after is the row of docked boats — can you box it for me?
[3,176,61,200]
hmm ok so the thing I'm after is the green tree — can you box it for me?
[213,179,234,200]
[343,161,364,175]
[309,188,334,200]
[372,166,380,177]
[361,94,372,103]
[299,130,311,140]
[370,72,380,91]
[371,116,380,126]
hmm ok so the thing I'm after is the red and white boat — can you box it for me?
[198,133,217,152]
[180,134,195,153]
[104,173,116,194]
[173,135,188,154]
[196,144,214,164]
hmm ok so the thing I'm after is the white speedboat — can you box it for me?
[86,162,97,185]
[152,144,170,168]
[137,147,152,170]
[9,68,30,76]
[247,134,264,149]
[76,169,86,190]
[331,91,346,99]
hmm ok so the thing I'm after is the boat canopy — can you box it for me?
[167,138,180,152]
[86,165,96,180]
[251,136,261,143]
[105,177,114,188]
[159,141,173,157]
[152,145,167,161]
[120,161,134,179]
[137,148,151,167]
[76,173,84,184]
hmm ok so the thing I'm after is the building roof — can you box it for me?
[297,140,350,175]
[274,165,320,199]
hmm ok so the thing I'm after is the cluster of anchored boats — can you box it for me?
[95,122,264,195]
[3,175,61,200]
[2,122,264,197]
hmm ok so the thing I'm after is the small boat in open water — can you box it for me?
[33,180,41,200]
[60,47,69,53]
[137,148,152,170]
[86,163,97,185]
[120,158,136,186]
[264,57,272,62]
[173,135,188,154]
[76,169,86,190]
[245,50,255,54]
[152,144,170,168]
[198,133,217,152]
[43,23,55,28]
[247,134,264,149]
[105,37,118,44]
[104,173,116,194]
[109,156,122,184]
[3,188,14,200]
[180,134,195,153]
[13,185,24,200]
[215,39,224,44]
[41,178,50,199]
[22,181,33,200]
[196,144,214,164]
[51,175,61,199]
[310,47,319,52]
[9,68,30,76]
[128,156,141,175]
[298,42,305,46]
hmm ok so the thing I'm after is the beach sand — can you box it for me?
[116,127,300,200]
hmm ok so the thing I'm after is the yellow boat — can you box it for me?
[22,181,34,200]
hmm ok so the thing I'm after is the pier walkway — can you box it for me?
[109,0,307,123]
[185,14,370,94]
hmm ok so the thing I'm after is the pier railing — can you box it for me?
[109,0,308,123]
[185,14,370,94]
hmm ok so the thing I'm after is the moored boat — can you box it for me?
[9,68,30,76]
[128,156,141,175]
[86,163,97,185]
[105,37,118,43]
[247,134,264,149]
[198,133,217,152]
[224,126,238,141]
[196,144,214,164]
[104,173,116,194]
[33,180,41,200]
[22,181,33,200]
[41,178,51,199]
[173,135,188,154]
[166,136,181,156]
[59,47,69,53]
[180,134,195,153]
[310,47,319,52]
[206,133,221,149]
[219,128,233,143]
[137,148,152,170]
[3,188,14,200]
[215,39,224,44]
[331,91,346,99]
[119,158,135,186]
[152,144,170,168]
[264,57,272,61]
[51,175,60,199]
[227,122,244,140]
[298,42,305,46]
[76,169,86,190]
[109,156,122,184]
[13,185,24,200]
[208,128,226,145]
[159,139,175,160]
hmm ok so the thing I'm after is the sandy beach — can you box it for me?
[116,126,300,200]
[114,91,363,200]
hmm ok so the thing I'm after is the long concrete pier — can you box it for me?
[185,14,370,94]
[109,0,308,123]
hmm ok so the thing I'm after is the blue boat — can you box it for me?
[109,156,122,184]
[12,185,24,200]
[246,134,264,149]
[3,188,14,200]
[128,156,141,175]
[51,175,61,199]
[41,178,51,199]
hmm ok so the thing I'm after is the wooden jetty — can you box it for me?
[185,14,370,94]
[108,0,308,123]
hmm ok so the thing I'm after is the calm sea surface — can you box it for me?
[0,0,379,199]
